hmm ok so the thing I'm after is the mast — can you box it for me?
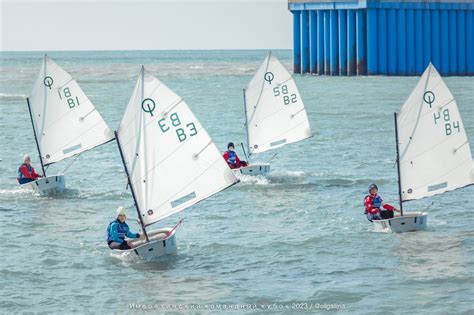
[26,98,46,177]
[394,112,404,216]
[114,131,149,241]
[242,88,251,160]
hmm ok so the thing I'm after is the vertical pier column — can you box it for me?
[339,10,347,76]
[457,10,466,75]
[356,9,367,75]
[317,10,325,75]
[310,10,317,74]
[293,11,301,74]
[406,9,415,75]
[449,10,458,76]
[423,9,431,70]
[466,10,474,75]
[347,10,356,75]
[367,8,378,75]
[378,9,387,74]
[440,10,449,75]
[414,10,423,74]
[432,10,441,69]
[324,10,330,75]
[301,10,310,73]
[397,9,407,75]
[330,10,339,75]
[387,9,397,75]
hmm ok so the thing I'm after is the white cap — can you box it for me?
[116,206,126,217]
[23,154,31,163]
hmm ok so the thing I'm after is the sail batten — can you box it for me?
[397,63,474,201]
[245,52,312,155]
[117,67,238,227]
[29,56,114,166]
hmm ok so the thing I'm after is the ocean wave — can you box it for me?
[0,92,27,101]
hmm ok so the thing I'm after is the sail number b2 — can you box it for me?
[158,112,197,142]
[273,84,297,106]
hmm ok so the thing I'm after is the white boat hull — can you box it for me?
[20,174,66,195]
[372,212,428,233]
[233,163,270,176]
[115,228,177,260]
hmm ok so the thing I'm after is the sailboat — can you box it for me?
[236,51,312,176]
[113,66,239,260]
[373,63,474,233]
[23,55,114,194]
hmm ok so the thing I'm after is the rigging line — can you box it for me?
[79,108,96,121]
[193,140,213,159]
[399,66,433,160]
[453,141,468,153]
[148,157,236,225]
[61,153,81,174]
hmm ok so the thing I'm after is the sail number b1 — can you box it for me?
[273,84,297,106]
[158,112,197,142]
[58,87,80,109]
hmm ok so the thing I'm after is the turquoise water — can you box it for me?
[1,50,473,314]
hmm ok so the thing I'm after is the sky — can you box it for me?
[0,0,292,51]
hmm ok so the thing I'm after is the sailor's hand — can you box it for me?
[127,240,134,248]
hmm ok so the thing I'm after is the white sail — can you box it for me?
[397,63,474,201]
[244,52,312,155]
[117,67,238,227]
[29,56,114,165]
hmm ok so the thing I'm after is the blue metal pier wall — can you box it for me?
[289,1,474,76]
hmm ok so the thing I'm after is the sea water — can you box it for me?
[0,50,473,314]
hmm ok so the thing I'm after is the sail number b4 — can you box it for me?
[433,108,460,136]
[158,112,197,142]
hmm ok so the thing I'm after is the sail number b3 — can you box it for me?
[158,112,197,142]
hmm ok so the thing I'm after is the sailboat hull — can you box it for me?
[233,163,270,176]
[20,174,66,195]
[119,228,178,260]
[372,212,428,233]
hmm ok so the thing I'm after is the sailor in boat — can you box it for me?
[17,154,42,184]
[364,184,400,221]
[222,142,248,169]
[107,207,142,250]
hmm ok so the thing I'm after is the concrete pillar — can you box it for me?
[397,9,407,75]
[356,9,367,75]
[347,9,357,76]
[330,10,339,75]
[324,10,330,75]
[406,9,415,75]
[293,11,301,74]
[423,9,431,70]
[310,10,317,74]
[466,10,474,75]
[449,10,458,75]
[440,10,449,75]
[414,9,423,74]
[339,9,347,76]
[457,10,466,75]
[432,9,441,70]
[367,8,378,75]
[388,8,397,75]
[317,10,325,75]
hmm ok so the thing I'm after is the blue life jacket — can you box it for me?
[364,194,383,214]
[18,163,32,180]
[226,151,237,164]
[107,219,131,243]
